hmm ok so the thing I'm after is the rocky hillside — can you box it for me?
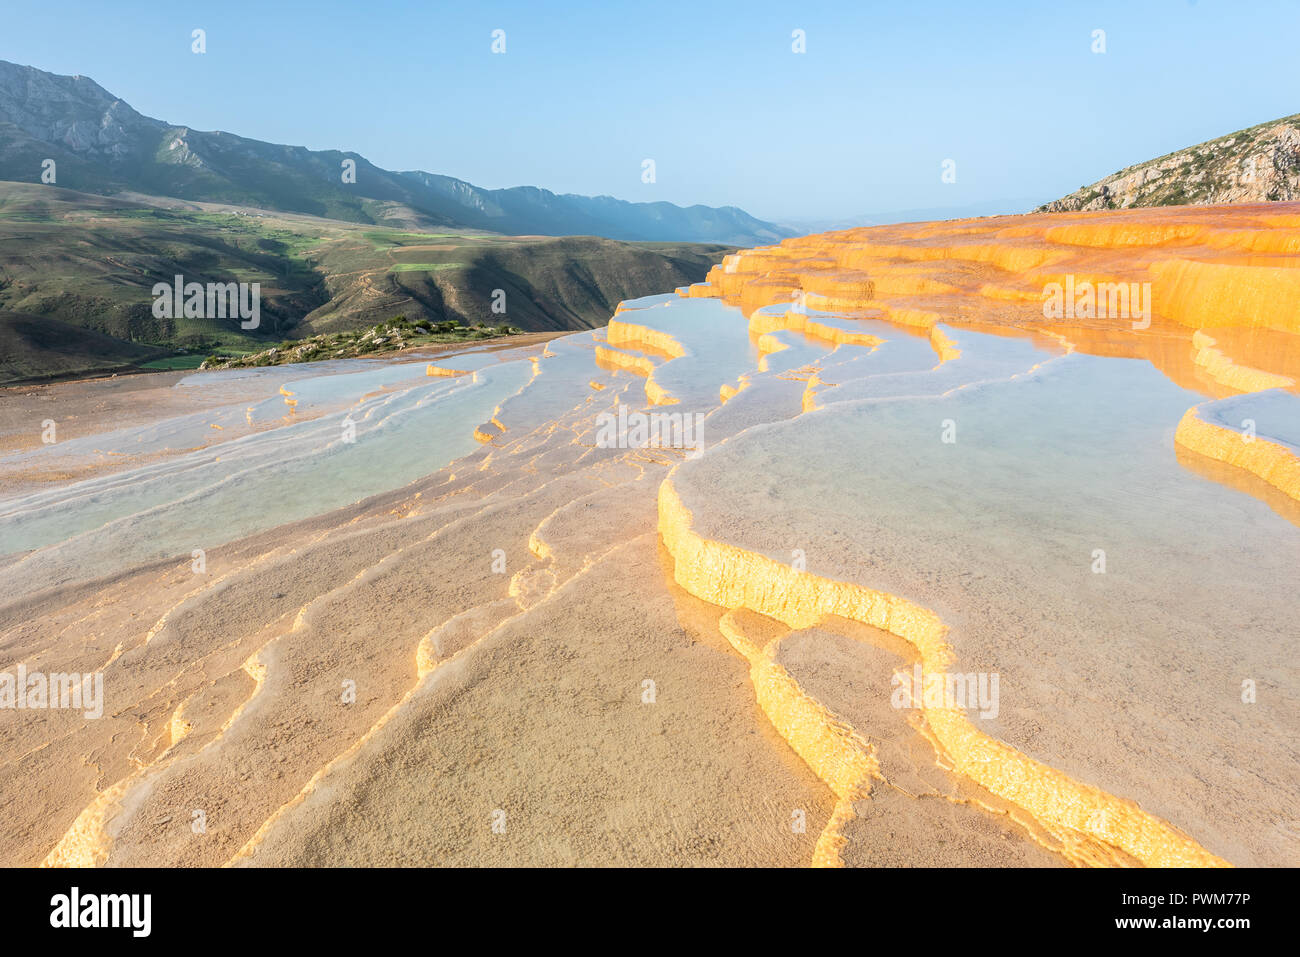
[0,182,734,384]
[199,316,523,370]
[1039,113,1300,212]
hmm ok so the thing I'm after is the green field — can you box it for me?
[387,262,466,273]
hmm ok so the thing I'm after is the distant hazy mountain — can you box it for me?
[1039,113,1300,212]
[0,60,790,245]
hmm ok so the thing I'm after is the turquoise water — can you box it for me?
[612,294,759,409]
[0,358,535,594]
[1200,388,1300,451]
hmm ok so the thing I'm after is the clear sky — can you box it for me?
[2,0,1296,223]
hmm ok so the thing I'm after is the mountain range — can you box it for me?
[0,60,788,246]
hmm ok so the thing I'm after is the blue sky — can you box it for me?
[2,0,1297,223]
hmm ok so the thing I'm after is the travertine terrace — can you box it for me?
[1,202,1297,868]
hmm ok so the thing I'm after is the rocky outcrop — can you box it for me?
[1040,114,1300,212]
[0,60,162,163]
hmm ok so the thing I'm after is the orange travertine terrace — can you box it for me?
[4,202,1298,872]
[645,202,1300,867]
[682,201,1300,504]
